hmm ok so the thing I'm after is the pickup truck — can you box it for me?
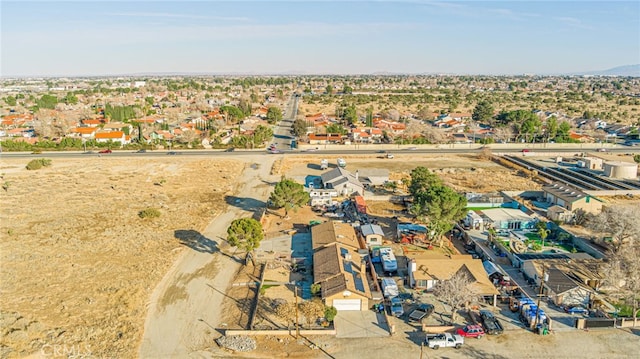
[390,297,404,317]
[480,310,504,335]
[424,333,464,350]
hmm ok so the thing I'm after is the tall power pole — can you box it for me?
[294,283,299,338]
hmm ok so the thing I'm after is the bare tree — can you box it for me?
[602,242,640,327]
[298,300,324,328]
[587,205,639,250]
[273,299,296,329]
[404,120,427,139]
[34,109,57,138]
[180,129,199,144]
[477,146,493,160]
[385,109,400,122]
[493,126,515,143]
[433,269,479,324]
[422,126,447,144]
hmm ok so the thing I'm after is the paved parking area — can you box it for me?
[334,311,390,338]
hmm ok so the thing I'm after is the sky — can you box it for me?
[1,0,639,77]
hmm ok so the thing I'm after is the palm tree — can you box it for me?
[538,227,551,249]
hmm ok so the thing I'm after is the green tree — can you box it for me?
[546,116,559,140]
[411,185,467,247]
[269,177,310,217]
[634,154,640,163]
[220,105,245,124]
[343,85,353,94]
[292,119,308,137]
[343,104,358,125]
[537,222,551,249]
[325,123,348,135]
[409,166,442,197]
[521,116,542,142]
[266,107,283,124]
[365,107,373,127]
[227,218,264,261]
[325,84,333,95]
[64,92,78,105]
[36,94,58,109]
[238,98,253,116]
[472,100,494,123]
[557,121,572,142]
[324,306,338,322]
[4,95,17,106]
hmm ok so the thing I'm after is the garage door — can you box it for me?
[332,299,361,311]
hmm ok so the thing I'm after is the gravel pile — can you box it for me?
[216,335,257,352]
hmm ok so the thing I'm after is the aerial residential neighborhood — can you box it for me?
[1,1,640,358]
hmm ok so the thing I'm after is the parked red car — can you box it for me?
[98,149,112,154]
[456,324,485,339]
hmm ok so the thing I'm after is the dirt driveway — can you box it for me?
[138,157,279,357]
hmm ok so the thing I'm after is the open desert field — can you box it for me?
[0,156,244,358]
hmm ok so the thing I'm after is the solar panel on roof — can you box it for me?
[353,274,365,292]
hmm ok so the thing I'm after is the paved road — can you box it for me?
[2,145,637,159]
[270,94,298,150]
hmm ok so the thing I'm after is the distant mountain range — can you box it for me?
[574,64,640,77]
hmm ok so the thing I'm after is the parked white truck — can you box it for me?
[424,333,464,350]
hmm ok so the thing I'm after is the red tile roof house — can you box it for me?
[254,106,269,118]
[350,128,371,143]
[73,127,98,139]
[6,127,34,137]
[569,132,594,143]
[81,118,106,127]
[374,119,406,135]
[308,133,343,145]
[95,131,129,145]
[306,113,325,122]
[150,130,175,141]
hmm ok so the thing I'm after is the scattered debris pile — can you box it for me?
[216,335,257,352]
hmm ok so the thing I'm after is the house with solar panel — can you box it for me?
[313,243,371,311]
[311,221,372,311]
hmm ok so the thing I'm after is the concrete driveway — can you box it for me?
[335,311,390,338]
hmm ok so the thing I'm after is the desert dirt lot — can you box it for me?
[275,153,541,192]
[0,156,243,358]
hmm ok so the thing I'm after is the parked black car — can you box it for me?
[480,310,504,335]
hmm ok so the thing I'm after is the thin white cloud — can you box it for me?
[553,16,592,29]
[422,1,466,9]
[105,12,250,22]
[487,7,540,20]
[6,21,420,46]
